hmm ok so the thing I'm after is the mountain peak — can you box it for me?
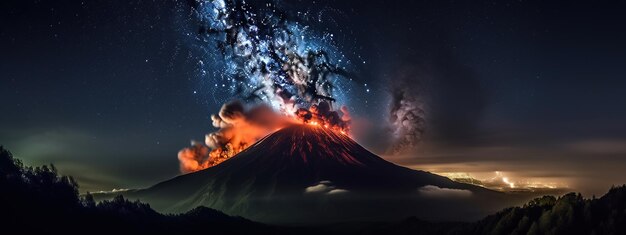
[128,124,512,224]
[238,124,380,167]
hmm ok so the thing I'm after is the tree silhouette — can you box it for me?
[0,146,280,234]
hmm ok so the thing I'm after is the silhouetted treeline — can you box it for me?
[0,146,289,234]
[2,146,625,234]
[361,188,626,235]
[464,187,626,235]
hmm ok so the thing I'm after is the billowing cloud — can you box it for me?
[177,0,362,174]
[178,101,293,173]
[387,79,426,155]
[295,101,351,133]
[177,141,211,173]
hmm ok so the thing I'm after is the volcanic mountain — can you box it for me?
[124,124,517,224]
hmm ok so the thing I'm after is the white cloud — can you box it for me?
[305,183,333,193]
[93,188,130,194]
[327,189,349,195]
[304,181,349,195]
[418,185,472,198]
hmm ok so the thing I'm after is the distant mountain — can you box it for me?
[124,124,520,224]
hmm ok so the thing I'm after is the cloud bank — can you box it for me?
[418,185,472,198]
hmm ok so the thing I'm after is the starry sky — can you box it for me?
[2,0,626,196]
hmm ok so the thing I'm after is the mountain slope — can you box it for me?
[126,124,516,224]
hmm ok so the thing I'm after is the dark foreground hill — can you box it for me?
[0,146,293,235]
[124,125,515,224]
[2,145,625,234]
[356,186,626,235]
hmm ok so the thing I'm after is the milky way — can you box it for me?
[188,0,356,114]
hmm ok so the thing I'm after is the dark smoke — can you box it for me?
[386,68,427,155]
[368,16,485,155]
[295,101,351,132]
[384,55,484,155]
[177,0,361,172]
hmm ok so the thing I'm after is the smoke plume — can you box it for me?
[177,1,359,173]
[387,71,427,155]
[177,141,210,173]
[295,101,351,133]
[178,101,292,173]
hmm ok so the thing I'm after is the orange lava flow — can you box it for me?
[178,101,351,173]
[207,143,248,167]
[294,102,351,135]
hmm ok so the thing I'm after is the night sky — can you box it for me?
[2,0,626,196]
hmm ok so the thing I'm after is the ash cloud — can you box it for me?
[386,68,427,155]
[178,141,211,173]
[177,0,360,173]
[379,32,485,156]
[295,101,351,132]
[178,101,292,173]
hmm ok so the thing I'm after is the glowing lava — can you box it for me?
[294,101,351,135]
[178,101,351,174]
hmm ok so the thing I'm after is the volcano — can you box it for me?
[124,125,515,224]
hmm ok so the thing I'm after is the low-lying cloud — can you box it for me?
[418,185,472,198]
[305,180,349,195]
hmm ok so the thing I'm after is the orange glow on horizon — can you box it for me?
[439,171,567,192]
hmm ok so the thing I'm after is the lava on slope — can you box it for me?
[178,101,351,173]
[256,124,365,166]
